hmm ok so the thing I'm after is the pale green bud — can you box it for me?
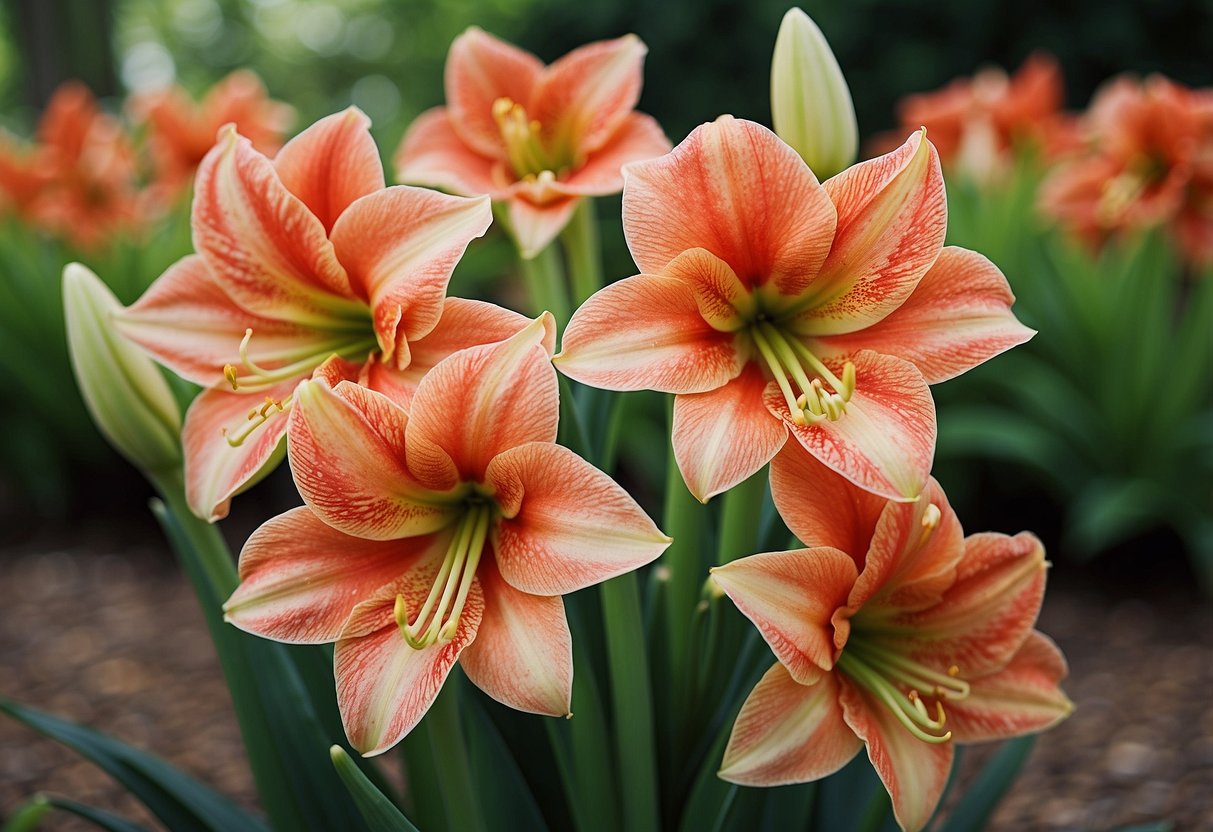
[770,8,858,179]
[63,262,182,473]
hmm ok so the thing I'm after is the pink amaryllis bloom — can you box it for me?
[712,446,1072,832]
[557,116,1032,502]
[118,107,506,521]
[395,27,671,258]
[224,317,670,755]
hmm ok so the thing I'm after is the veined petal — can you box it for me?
[720,662,860,786]
[669,248,757,332]
[769,441,886,556]
[224,506,432,643]
[771,351,934,501]
[555,273,744,393]
[273,107,385,234]
[182,379,297,521]
[554,113,671,195]
[446,27,543,160]
[330,186,492,367]
[811,247,1034,383]
[192,127,363,325]
[948,632,1072,743]
[839,676,954,832]
[672,365,789,503]
[459,555,572,716]
[487,442,669,595]
[406,315,558,488]
[712,547,857,681]
[394,107,502,197]
[507,195,579,259]
[288,379,461,540]
[793,131,946,336]
[622,116,837,297]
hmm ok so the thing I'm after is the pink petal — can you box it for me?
[555,113,671,195]
[445,27,543,161]
[720,663,860,786]
[506,194,580,259]
[394,106,503,197]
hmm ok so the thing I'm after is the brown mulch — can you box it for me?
[1,529,1211,831]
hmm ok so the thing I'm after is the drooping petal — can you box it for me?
[555,273,744,393]
[224,506,433,643]
[487,442,669,595]
[459,555,572,716]
[672,364,789,503]
[711,547,858,682]
[507,195,580,259]
[839,677,954,832]
[394,107,503,197]
[192,127,363,326]
[810,247,1034,383]
[445,27,543,160]
[555,113,671,195]
[623,117,837,298]
[948,632,1072,743]
[792,131,946,336]
[406,315,558,488]
[288,379,461,540]
[329,186,492,367]
[273,107,385,234]
[719,662,861,786]
[181,378,298,521]
[771,351,935,502]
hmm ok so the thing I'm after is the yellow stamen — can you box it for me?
[221,328,378,393]
[222,394,293,447]
[749,321,856,425]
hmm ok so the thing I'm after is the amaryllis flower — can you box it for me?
[712,446,1071,832]
[557,116,1032,502]
[223,318,670,755]
[118,107,505,520]
[395,27,671,258]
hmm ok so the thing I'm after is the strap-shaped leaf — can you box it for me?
[44,796,153,832]
[938,736,1035,832]
[330,747,420,832]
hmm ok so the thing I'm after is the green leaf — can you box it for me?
[938,736,1035,832]
[43,797,152,832]
[330,747,419,832]
[0,698,265,832]
[1,795,52,832]
[462,699,549,832]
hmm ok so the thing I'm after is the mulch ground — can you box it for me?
[1,523,1210,831]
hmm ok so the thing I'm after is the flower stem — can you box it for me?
[422,676,486,832]
[519,243,572,326]
[562,199,603,305]
[715,466,768,565]
[151,470,237,594]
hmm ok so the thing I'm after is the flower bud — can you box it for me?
[63,262,182,473]
[770,7,858,178]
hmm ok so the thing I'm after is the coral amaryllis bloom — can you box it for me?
[224,318,670,755]
[118,107,501,520]
[712,446,1071,832]
[557,117,1032,502]
[395,27,671,258]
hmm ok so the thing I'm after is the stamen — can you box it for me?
[493,97,559,179]
[917,503,942,546]
[847,641,970,700]
[837,651,953,744]
[222,395,292,447]
[749,322,857,425]
[222,328,378,393]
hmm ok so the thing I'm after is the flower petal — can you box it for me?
[487,442,669,595]
[394,107,503,196]
[329,186,492,367]
[720,662,861,786]
[672,364,789,503]
[273,107,385,234]
[288,378,461,540]
[446,27,543,160]
[711,547,858,681]
[811,247,1034,383]
[792,131,946,336]
[622,116,837,298]
[555,272,744,393]
[948,631,1072,743]
[224,506,429,643]
[507,195,580,259]
[771,351,935,501]
[459,555,572,716]
[554,113,671,195]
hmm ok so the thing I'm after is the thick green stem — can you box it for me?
[519,243,572,326]
[562,199,603,305]
[423,679,485,832]
[151,469,237,594]
[715,466,767,565]
[857,785,891,832]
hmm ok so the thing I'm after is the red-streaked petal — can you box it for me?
[224,506,428,643]
[288,379,461,540]
[622,116,837,297]
[669,247,757,332]
[793,131,946,336]
[554,113,671,195]
[330,186,492,367]
[720,663,860,786]
[459,555,572,716]
[555,273,744,393]
[811,247,1034,383]
[712,547,858,681]
[507,195,579,259]
[193,127,362,325]
[182,379,298,521]
[771,351,935,501]
[273,107,385,234]
[445,27,543,160]
[948,631,1072,743]
[406,315,558,488]
[394,107,502,196]
[839,676,954,832]
[529,35,646,156]
[672,365,789,503]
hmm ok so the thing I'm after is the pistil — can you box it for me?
[750,322,856,425]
